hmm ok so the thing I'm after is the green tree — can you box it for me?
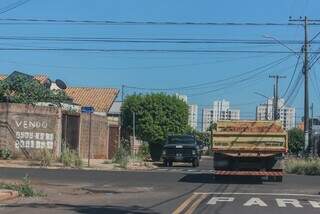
[288,128,304,155]
[0,74,70,104]
[122,93,189,160]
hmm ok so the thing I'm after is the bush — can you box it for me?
[0,148,12,160]
[285,158,320,175]
[60,148,83,168]
[112,144,130,168]
[0,175,45,197]
[39,149,53,167]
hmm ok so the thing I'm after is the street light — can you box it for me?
[263,35,299,56]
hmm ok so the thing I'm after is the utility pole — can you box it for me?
[269,75,286,120]
[132,111,136,144]
[303,17,310,153]
[121,85,125,103]
[289,16,310,154]
[310,103,314,155]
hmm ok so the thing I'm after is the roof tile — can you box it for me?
[65,87,119,112]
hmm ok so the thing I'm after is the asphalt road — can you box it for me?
[0,157,320,214]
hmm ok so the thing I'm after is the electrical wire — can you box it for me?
[0,18,303,26]
[0,36,309,44]
[125,54,294,91]
[0,0,31,15]
[282,50,302,97]
[0,47,305,54]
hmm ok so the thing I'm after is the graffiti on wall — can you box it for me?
[14,120,54,150]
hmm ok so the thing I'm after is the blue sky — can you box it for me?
[0,0,319,120]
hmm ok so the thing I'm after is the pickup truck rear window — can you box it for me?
[167,136,195,144]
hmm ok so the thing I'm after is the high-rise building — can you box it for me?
[202,108,214,132]
[175,93,188,103]
[188,104,198,130]
[256,98,295,130]
[202,99,240,131]
[175,94,198,130]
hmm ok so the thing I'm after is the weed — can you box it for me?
[39,149,53,167]
[0,148,12,160]
[0,175,45,197]
[112,144,130,168]
[136,143,150,160]
[60,148,83,168]
[73,152,83,168]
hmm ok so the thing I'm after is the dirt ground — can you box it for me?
[0,159,158,171]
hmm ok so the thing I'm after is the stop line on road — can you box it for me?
[173,192,320,213]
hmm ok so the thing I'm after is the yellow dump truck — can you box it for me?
[212,120,288,182]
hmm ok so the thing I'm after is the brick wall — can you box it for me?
[0,103,62,157]
[79,113,109,159]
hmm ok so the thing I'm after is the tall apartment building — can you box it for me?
[175,93,188,103]
[202,99,240,131]
[256,98,295,130]
[175,94,198,130]
[202,108,214,132]
[188,104,198,130]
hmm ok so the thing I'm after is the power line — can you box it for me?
[188,55,294,97]
[282,50,302,97]
[0,53,273,71]
[0,36,311,44]
[0,47,307,54]
[0,0,31,15]
[0,18,304,26]
[125,54,294,91]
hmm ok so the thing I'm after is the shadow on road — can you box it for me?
[179,173,264,184]
[4,203,158,214]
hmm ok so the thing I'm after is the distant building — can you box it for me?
[175,93,188,103]
[256,98,295,130]
[202,99,240,132]
[202,108,214,132]
[213,100,240,122]
[188,104,198,130]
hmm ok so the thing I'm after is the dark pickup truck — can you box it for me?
[162,135,202,167]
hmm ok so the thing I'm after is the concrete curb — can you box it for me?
[0,190,18,202]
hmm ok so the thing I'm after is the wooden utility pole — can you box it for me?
[303,17,310,153]
[289,16,310,153]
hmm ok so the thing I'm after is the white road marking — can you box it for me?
[276,199,303,208]
[309,201,320,208]
[194,192,320,198]
[243,197,268,207]
[207,197,234,205]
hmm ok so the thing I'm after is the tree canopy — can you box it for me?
[122,93,189,145]
[0,74,70,104]
[288,128,304,155]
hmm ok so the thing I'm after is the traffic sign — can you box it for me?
[81,106,94,113]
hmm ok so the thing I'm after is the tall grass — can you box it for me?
[60,148,83,168]
[285,158,320,175]
[112,144,130,168]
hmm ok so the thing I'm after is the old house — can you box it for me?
[0,72,120,160]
